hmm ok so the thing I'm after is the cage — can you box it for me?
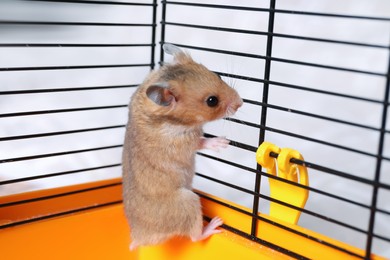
[0,0,389,259]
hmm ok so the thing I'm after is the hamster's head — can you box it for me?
[140,44,243,127]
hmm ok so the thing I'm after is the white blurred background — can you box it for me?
[0,0,389,258]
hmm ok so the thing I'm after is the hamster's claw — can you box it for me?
[200,137,230,152]
[191,217,224,242]
[129,241,138,251]
[205,217,223,235]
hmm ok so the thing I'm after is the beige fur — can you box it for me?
[122,44,242,249]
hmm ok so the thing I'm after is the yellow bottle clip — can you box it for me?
[256,142,309,225]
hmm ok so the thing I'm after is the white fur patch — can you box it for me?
[160,122,195,136]
[196,115,205,122]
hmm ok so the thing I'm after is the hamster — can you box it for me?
[122,43,243,250]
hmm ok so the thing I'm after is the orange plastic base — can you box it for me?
[0,204,289,260]
[0,179,385,260]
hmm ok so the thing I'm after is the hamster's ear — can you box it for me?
[163,43,182,56]
[146,82,176,107]
[163,43,193,64]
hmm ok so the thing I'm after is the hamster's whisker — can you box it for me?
[225,107,236,118]
[225,112,248,127]
[230,78,236,90]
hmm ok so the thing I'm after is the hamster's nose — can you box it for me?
[233,98,243,111]
[226,98,243,117]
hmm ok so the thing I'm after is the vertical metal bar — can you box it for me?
[159,0,167,64]
[251,0,276,237]
[365,45,390,259]
[150,0,158,70]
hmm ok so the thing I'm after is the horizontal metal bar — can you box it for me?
[197,151,257,174]
[216,71,383,104]
[167,42,267,59]
[164,1,390,21]
[198,193,365,259]
[199,170,390,242]
[203,133,258,152]
[242,98,381,132]
[162,1,269,13]
[377,207,390,215]
[223,224,310,259]
[0,43,153,48]
[163,21,388,49]
[23,0,156,6]
[270,152,374,186]
[197,195,311,260]
[197,152,374,212]
[0,104,127,118]
[373,233,390,243]
[0,21,154,27]
[0,164,121,185]
[264,125,389,161]
[0,144,123,164]
[270,56,386,77]
[275,8,390,22]
[225,116,380,159]
[266,79,384,105]
[272,32,389,49]
[0,84,138,95]
[268,151,390,190]
[166,43,386,77]
[203,133,390,189]
[225,116,388,161]
[163,21,268,35]
[197,172,368,235]
[0,200,122,229]
[227,118,386,161]
[0,63,151,72]
[0,182,122,208]
[0,125,126,142]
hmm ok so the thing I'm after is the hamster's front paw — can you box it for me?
[200,137,230,152]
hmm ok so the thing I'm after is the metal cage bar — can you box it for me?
[0,0,157,225]
[161,1,390,259]
[365,44,390,258]
[251,0,276,240]
[0,1,389,259]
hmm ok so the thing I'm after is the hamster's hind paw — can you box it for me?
[191,217,224,242]
[204,217,223,235]
[129,242,138,251]
[200,137,230,152]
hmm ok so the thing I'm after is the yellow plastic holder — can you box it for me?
[256,141,281,176]
[256,142,309,225]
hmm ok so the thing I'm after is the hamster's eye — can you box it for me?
[206,96,219,107]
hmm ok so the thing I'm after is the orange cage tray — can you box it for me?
[0,179,385,260]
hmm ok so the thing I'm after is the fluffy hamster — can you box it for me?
[122,44,243,250]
